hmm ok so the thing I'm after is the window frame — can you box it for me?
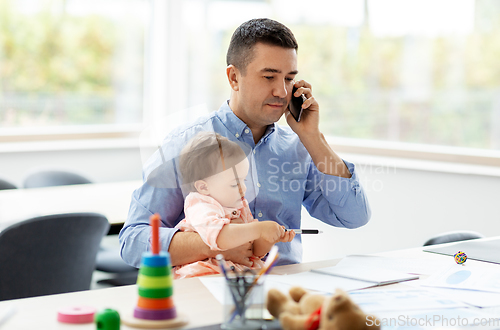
[328,136,500,167]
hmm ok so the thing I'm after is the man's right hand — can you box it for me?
[219,241,253,267]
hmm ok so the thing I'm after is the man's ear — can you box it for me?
[194,180,210,195]
[226,65,240,91]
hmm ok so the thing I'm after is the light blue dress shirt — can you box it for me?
[119,101,371,267]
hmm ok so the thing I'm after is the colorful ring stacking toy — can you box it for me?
[133,215,176,321]
[454,251,467,264]
[121,214,188,329]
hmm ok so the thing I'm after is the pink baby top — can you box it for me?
[173,192,265,279]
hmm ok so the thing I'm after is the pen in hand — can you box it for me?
[286,229,323,234]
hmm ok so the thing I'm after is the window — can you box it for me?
[170,0,500,158]
[3,0,500,165]
[0,0,149,137]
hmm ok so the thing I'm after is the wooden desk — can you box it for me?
[0,180,141,227]
[1,243,498,330]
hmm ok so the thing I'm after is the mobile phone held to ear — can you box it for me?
[289,86,306,122]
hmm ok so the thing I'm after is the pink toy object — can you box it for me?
[57,306,96,324]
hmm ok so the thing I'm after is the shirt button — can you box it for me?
[258,212,263,217]
[235,133,240,138]
[257,183,261,188]
[245,129,250,134]
[253,150,256,154]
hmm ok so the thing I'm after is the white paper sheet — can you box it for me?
[266,271,376,293]
[406,280,500,308]
[312,264,418,284]
[348,288,468,313]
[422,264,500,293]
[336,255,449,275]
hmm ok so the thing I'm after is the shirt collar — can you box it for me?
[261,124,276,142]
[216,100,277,142]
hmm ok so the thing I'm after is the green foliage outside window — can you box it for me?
[208,8,500,150]
[0,0,126,127]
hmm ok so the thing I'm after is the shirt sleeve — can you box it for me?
[302,159,371,229]
[182,198,230,251]
[119,136,187,268]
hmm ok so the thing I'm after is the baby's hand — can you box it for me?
[259,221,285,243]
[278,229,296,243]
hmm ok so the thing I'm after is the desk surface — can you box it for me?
[0,180,141,227]
[1,242,499,330]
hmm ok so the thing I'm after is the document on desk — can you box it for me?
[421,264,500,294]
[266,272,376,293]
[407,283,500,308]
[311,264,419,285]
[348,289,468,313]
[336,255,448,275]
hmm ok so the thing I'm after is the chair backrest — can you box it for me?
[0,177,17,190]
[423,230,485,246]
[23,170,92,188]
[0,212,109,301]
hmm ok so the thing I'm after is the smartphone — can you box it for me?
[289,86,306,122]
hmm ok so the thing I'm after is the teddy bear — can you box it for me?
[266,286,380,330]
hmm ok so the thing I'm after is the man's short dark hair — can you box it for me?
[226,18,298,74]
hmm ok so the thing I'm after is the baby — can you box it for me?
[173,131,294,279]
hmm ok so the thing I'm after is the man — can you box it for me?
[120,18,371,268]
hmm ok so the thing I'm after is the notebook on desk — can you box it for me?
[311,265,419,286]
[423,237,500,264]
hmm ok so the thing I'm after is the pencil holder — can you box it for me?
[222,278,265,330]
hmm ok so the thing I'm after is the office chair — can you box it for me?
[95,247,139,286]
[0,212,109,301]
[21,169,134,286]
[23,170,92,188]
[0,177,17,190]
[423,230,485,246]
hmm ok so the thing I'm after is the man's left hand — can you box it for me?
[285,79,320,139]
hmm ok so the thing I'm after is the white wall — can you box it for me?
[301,155,500,262]
[0,142,145,187]
[2,144,499,263]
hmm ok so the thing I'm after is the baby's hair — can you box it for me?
[179,132,247,192]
